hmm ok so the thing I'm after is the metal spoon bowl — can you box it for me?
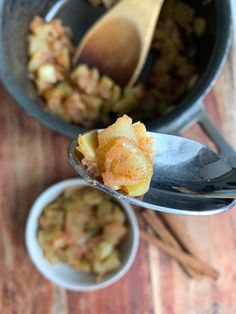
[68,132,236,215]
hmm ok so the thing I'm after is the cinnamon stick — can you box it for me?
[161,213,202,259]
[142,210,201,279]
[143,210,180,248]
[140,229,219,280]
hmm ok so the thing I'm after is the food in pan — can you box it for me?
[27,0,206,126]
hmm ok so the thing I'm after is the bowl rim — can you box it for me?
[25,178,139,291]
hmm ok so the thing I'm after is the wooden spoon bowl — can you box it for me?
[74,0,164,86]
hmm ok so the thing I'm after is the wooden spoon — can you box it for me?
[74,0,164,86]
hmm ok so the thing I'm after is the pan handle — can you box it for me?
[196,103,236,166]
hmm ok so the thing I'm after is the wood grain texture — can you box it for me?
[1,50,236,314]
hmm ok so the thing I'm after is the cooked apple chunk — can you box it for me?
[76,115,154,196]
[77,130,99,175]
[98,115,136,147]
[102,137,150,189]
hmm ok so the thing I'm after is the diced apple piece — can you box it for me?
[37,64,58,83]
[79,67,100,95]
[95,138,118,174]
[123,163,153,196]
[29,16,44,34]
[28,35,48,56]
[133,122,154,159]
[77,130,98,160]
[43,82,74,120]
[71,64,100,95]
[38,24,55,39]
[103,221,127,245]
[124,84,145,99]
[91,68,100,81]
[98,76,114,100]
[93,250,121,276]
[63,93,87,124]
[28,51,50,72]
[113,85,144,113]
[113,95,138,114]
[81,94,103,121]
[35,79,52,94]
[71,64,91,90]
[193,18,206,37]
[102,137,150,189]
[98,115,136,147]
[97,200,114,223]
[81,94,103,110]
[112,205,126,224]
[55,47,70,70]
[68,259,91,272]
[44,82,73,102]
[65,210,88,241]
[111,85,121,102]
[133,121,146,138]
[94,241,113,261]
[63,26,73,39]
[49,19,65,38]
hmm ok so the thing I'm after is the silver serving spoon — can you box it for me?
[68,132,236,215]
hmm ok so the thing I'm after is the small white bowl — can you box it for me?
[25,178,139,291]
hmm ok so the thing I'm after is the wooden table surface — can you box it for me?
[1,45,236,314]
